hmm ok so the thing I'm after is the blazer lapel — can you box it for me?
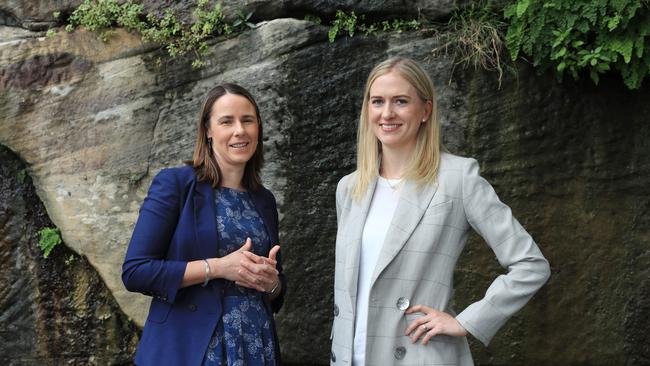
[248,188,279,247]
[369,180,439,288]
[344,177,377,303]
[194,180,218,258]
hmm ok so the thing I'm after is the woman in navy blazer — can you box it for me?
[123,84,286,365]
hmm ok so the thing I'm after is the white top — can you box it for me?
[353,177,401,366]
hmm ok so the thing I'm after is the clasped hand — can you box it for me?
[404,305,468,345]
[218,238,280,293]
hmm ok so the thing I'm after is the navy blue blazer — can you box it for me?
[122,166,286,366]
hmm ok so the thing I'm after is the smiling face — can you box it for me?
[368,71,432,153]
[206,93,259,172]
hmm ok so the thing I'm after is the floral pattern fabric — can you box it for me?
[202,188,276,366]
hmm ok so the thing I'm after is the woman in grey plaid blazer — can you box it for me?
[331,57,550,366]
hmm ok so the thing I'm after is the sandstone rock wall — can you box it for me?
[0,145,139,365]
[1,1,649,365]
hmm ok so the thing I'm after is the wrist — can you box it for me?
[201,259,211,287]
[208,258,221,279]
[267,278,280,295]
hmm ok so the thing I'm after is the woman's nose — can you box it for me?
[382,104,395,119]
[233,121,245,135]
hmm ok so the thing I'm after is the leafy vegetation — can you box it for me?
[38,227,62,259]
[54,0,649,88]
[327,10,421,43]
[303,14,322,25]
[65,254,76,265]
[61,0,241,68]
[505,0,650,89]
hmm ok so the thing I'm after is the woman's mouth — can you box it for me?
[380,123,401,132]
[230,142,249,149]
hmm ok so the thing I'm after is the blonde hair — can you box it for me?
[353,57,442,200]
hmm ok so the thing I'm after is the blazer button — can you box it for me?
[333,304,339,316]
[396,297,410,311]
[331,351,336,362]
[394,346,406,360]
[187,303,197,312]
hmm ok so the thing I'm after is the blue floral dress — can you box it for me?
[202,188,276,366]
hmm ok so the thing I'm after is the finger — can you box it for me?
[247,250,277,266]
[268,245,280,263]
[258,262,279,276]
[404,317,426,335]
[421,327,437,345]
[240,260,263,274]
[241,252,278,275]
[240,260,278,278]
[238,237,252,252]
[256,274,276,289]
[235,280,259,290]
[409,323,429,344]
[237,268,261,286]
[240,268,276,290]
[235,273,272,292]
[235,280,266,292]
[242,251,265,264]
[406,304,432,314]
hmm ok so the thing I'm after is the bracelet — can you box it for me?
[267,280,279,295]
[201,259,211,287]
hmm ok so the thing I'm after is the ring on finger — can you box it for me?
[421,325,429,331]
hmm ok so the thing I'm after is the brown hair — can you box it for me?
[187,83,264,190]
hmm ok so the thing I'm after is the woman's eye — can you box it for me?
[395,99,408,105]
[219,120,232,125]
[371,99,383,106]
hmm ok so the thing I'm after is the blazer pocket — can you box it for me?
[147,298,172,324]
[420,200,453,225]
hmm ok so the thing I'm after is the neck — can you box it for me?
[219,165,246,191]
[379,144,415,179]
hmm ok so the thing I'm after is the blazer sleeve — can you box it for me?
[121,168,188,304]
[455,158,551,346]
[268,190,287,313]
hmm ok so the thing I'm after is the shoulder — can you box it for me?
[153,165,196,181]
[149,165,198,195]
[248,184,279,213]
[438,152,482,182]
[436,153,483,197]
[255,184,277,203]
[439,152,476,171]
[336,171,358,201]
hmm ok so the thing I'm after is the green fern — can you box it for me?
[38,227,62,259]
[505,0,650,89]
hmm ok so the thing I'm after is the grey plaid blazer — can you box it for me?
[331,153,550,365]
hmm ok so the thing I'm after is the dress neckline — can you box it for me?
[217,186,247,194]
